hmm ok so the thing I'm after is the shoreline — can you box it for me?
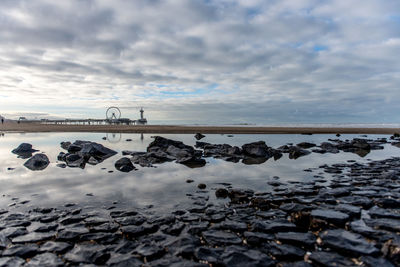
[1,122,399,134]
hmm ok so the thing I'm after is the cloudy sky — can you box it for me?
[0,0,399,124]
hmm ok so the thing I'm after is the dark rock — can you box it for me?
[368,206,400,219]
[195,133,205,140]
[251,219,299,233]
[320,229,379,256]
[364,218,400,232]
[202,230,242,246]
[121,223,158,238]
[242,141,270,157]
[90,222,119,232]
[288,146,311,159]
[59,215,85,225]
[23,153,50,171]
[197,183,206,189]
[56,226,89,241]
[269,243,305,260]
[114,157,136,172]
[163,234,200,258]
[107,253,143,266]
[60,141,71,150]
[2,244,39,258]
[309,251,356,266]
[80,232,120,244]
[0,227,28,239]
[194,247,223,264]
[12,232,55,243]
[213,220,248,232]
[39,241,72,254]
[134,242,165,261]
[114,215,146,226]
[221,246,275,267]
[0,257,25,267]
[296,142,316,149]
[310,209,349,226]
[275,232,316,248]
[64,244,110,264]
[360,255,396,267]
[215,188,229,198]
[186,179,194,183]
[12,143,38,158]
[25,252,64,267]
[161,222,185,236]
[349,220,378,237]
[243,231,274,246]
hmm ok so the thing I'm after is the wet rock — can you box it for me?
[23,153,50,171]
[275,232,316,248]
[350,220,378,237]
[164,234,200,258]
[320,229,379,256]
[0,257,25,267]
[215,188,229,198]
[12,143,38,158]
[197,183,206,189]
[161,222,185,236]
[364,218,400,232]
[187,222,209,235]
[368,206,400,219]
[269,243,305,260]
[39,241,72,254]
[195,133,205,140]
[242,141,270,157]
[114,157,136,172]
[296,142,316,149]
[134,242,165,261]
[2,244,39,258]
[80,232,120,244]
[65,153,85,168]
[310,209,349,227]
[0,227,28,239]
[107,253,143,266]
[64,244,110,264]
[288,146,311,159]
[60,141,71,150]
[56,226,89,241]
[202,230,242,246]
[114,215,146,226]
[90,222,119,232]
[12,231,55,243]
[221,246,275,267]
[243,231,274,246]
[194,247,223,264]
[59,215,86,225]
[25,252,64,267]
[121,223,158,238]
[251,219,299,233]
[213,220,248,232]
[361,256,396,267]
[309,251,355,266]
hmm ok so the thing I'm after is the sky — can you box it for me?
[0,0,400,125]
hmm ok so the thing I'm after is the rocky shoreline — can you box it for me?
[1,134,400,266]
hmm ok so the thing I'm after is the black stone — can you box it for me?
[202,230,242,246]
[25,252,64,267]
[309,251,356,267]
[320,229,380,256]
[39,241,72,254]
[275,232,316,248]
[2,244,39,258]
[115,157,136,172]
[310,209,349,226]
[24,153,50,171]
[64,244,110,264]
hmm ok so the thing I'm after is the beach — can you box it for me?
[1,121,399,134]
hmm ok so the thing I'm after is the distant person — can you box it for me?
[1,118,3,124]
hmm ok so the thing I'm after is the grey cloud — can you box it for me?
[0,0,399,123]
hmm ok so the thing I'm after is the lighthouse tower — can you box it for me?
[137,107,147,124]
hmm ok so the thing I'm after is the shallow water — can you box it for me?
[0,132,399,212]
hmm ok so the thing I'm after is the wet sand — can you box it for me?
[0,122,399,134]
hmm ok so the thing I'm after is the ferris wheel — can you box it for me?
[106,107,121,122]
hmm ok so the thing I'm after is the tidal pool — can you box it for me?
[0,132,399,212]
